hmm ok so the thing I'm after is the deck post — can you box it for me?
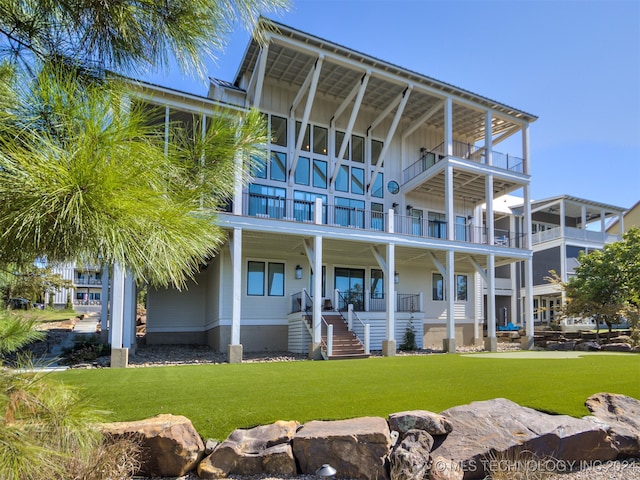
[484,253,497,352]
[110,263,128,368]
[228,228,243,363]
[382,242,396,356]
[327,324,333,357]
[444,250,456,353]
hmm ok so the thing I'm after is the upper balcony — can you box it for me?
[224,192,526,249]
[402,140,528,200]
[532,226,620,246]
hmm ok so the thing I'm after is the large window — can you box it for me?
[247,261,284,296]
[351,167,364,195]
[270,151,286,182]
[295,157,310,185]
[335,267,365,310]
[335,165,349,192]
[248,184,285,218]
[271,116,287,146]
[371,171,384,198]
[335,197,365,228]
[432,273,444,301]
[428,212,447,239]
[313,160,327,188]
[456,275,468,301]
[294,191,327,222]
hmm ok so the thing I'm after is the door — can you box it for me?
[334,267,365,311]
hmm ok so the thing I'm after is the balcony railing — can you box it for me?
[403,141,524,184]
[238,193,525,248]
[532,226,621,245]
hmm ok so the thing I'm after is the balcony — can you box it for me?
[532,226,621,246]
[237,192,525,248]
[74,278,103,286]
[403,140,524,184]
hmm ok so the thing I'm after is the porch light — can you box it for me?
[315,463,336,478]
[295,265,303,280]
[394,272,400,284]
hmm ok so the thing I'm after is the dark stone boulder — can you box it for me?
[430,398,617,479]
[388,410,453,437]
[600,343,632,352]
[574,341,601,351]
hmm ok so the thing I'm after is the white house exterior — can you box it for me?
[50,263,103,313]
[103,19,540,364]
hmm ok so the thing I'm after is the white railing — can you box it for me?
[532,226,621,245]
[348,304,370,355]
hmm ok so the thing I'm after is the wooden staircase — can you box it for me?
[322,314,369,360]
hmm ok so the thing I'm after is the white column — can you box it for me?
[601,208,606,241]
[485,110,493,166]
[619,213,624,234]
[100,265,109,336]
[313,234,323,345]
[445,249,456,352]
[560,200,566,235]
[382,242,396,356]
[444,97,453,156]
[523,256,535,350]
[445,164,454,240]
[111,263,125,349]
[231,228,242,345]
[523,184,533,249]
[486,175,494,245]
[123,273,137,352]
[485,254,497,352]
[232,151,243,215]
[522,123,530,175]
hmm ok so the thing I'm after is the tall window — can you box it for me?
[248,184,285,218]
[313,160,327,188]
[270,116,287,146]
[247,261,284,296]
[335,197,365,228]
[428,212,447,239]
[270,152,286,182]
[456,275,468,301]
[432,273,444,301]
[295,157,310,185]
[371,269,384,299]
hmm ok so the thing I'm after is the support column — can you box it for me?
[382,242,396,356]
[485,110,493,166]
[110,263,128,368]
[444,97,453,156]
[445,164,454,241]
[486,174,494,245]
[228,228,243,363]
[309,233,323,360]
[123,273,137,355]
[444,250,456,352]
[100,265,109,343]
[522,256,535,350]
[484,254,497,352]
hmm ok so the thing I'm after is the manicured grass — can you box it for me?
[55,352,640,441]
[12,308,77,323]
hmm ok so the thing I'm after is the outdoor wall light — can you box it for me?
[295,265,303,280]
[394,272,400,284]
[315,463,337,478]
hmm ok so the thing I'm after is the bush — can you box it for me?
[399,321,417,351]
[62,334,109,365]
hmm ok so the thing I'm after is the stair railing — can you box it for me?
[348,304,370,355]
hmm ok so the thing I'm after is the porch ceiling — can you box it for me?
[405,169,522,203]
[237,21,536,142]
[238,231,517,272]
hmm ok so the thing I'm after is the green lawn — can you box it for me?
[55,352,640,441]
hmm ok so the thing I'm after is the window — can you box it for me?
[456,216,467,241]
[351,135,364,163]
[270,152,286,182]
[411,209,424,236]
[313,160,327,188]
[335,131,349,159]
[432,273,444,301]
[371,140,383,166]
[335,165,349,192]
[295,157,310,185]
[351,167,364,195]
[248,184,285,218]
[295,122,310,151]
[294,191,327,222]
[271,116,287,146]
[76,292,85,300]
[456,275,468,301]
[335,197,365,228]
[247,261,284,296]
[310,265,326,297]
[371,269,384,299]
[428,212,447,239]
[252,152,267,179]
[313,126,328,155]
[371,172,384,198]
[371,203,384,231]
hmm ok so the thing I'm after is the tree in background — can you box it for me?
[560,227,640,340]
[0,264,72,307]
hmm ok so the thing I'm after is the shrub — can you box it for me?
[399,321,417,351]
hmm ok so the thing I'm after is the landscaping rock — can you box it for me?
[197,420,299,478]
[574,341,601,351]
[546,340,576,351]
[430,398,617,479]
[585,393,640,456]
[101,414,204,477]
[429,455,463,480]
[388,410,453,437]
[293,417,391,480]
[600,342,632,352]
[389,429,433,480]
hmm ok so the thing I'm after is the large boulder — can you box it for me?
[600,343,632,352]
[585,393,640,456]
[197,420,299,478]
[429,455,463,480]
[101,414,204,477]
[293,417,392,480]
[388,410,453,437]
[389,429,433,480]
[430,398,617,479]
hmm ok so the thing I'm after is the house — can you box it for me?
[49,263,104,313]
[479,195,625,329]
[607,199,639,234]
[109,18,539,363]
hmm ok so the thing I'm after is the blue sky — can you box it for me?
[143,0,640,210]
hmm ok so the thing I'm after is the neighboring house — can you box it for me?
[480,195,625,329]
[607,199,639,234]
[135,18,538,361]
[51,263,104,313]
